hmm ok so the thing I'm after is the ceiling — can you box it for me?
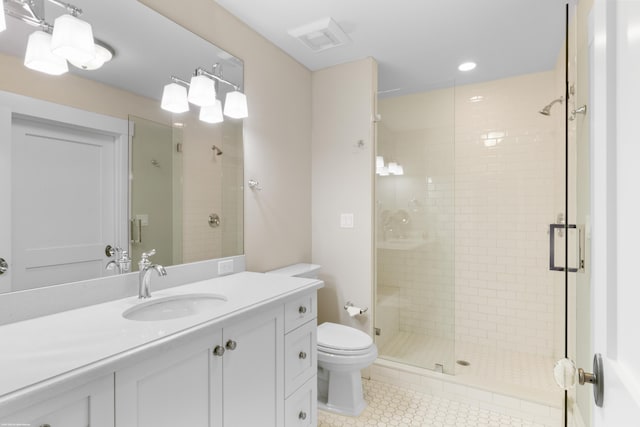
[214,0,567,97]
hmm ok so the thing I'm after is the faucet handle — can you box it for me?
[141,249,156,261]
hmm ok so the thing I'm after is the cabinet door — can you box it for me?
[0,374,114,427]
[220,307,284,427]
[115,331,221,427]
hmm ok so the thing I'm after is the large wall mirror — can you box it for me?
[0,0,244,294]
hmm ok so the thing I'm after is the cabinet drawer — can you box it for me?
[285,320,317,396]
[284,376,317,427]
[284,292,317,332]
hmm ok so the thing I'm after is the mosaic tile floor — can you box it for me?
[318,379,550,427]
[378,332,559,404]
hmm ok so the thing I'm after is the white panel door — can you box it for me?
[590,0,640,424]
[11,116,118,291]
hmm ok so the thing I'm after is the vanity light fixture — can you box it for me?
[376,158,404,176]
[24,30,69,75]
[4,0,114,75]
[50,13,94,64]
[0,2,6,33]
[161,65,248,121]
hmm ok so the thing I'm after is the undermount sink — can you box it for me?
[123,293,228,321]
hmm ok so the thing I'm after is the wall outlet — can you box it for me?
[340,213,354,228]
[218,259,234,276]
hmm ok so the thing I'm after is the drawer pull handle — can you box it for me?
[213,345,225,356]
[226,339,237,351]
[299,351,307,360]
[298,411,307,420]
[298,305,307,314]
[40,425,51,427]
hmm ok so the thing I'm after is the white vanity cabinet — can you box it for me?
[115,306,284,427]
[283,292,318,426]
[0,375,114,427]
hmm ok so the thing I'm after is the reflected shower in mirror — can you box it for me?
[0,0,244,294]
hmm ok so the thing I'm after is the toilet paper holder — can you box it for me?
[344,301,368,316]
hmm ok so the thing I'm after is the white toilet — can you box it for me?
[266,263,378,417]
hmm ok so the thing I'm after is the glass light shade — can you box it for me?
[388,162,399,174]
[199,100,224,124]
[24,31,69,76]
[51,14,96,64]
[0,4,6,33]
[188,75,216,107]
[68,43,113,70]
[224,91,248,119]
[161,83,189,113]
[378,166,389,176]
[396,165,404,175]
[376,156,384,168]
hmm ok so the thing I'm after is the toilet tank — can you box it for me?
[266,263,321,279]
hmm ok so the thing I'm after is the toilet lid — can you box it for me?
[317,322,373,351]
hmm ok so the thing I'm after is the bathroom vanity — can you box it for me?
[0,272,321,426]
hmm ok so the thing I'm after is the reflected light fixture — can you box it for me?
[199,100,224,124]
[161,83,189,114]
[188,74,217,107]
[162,65,248,123]
[224,90,248,119]
[24,30,69,75]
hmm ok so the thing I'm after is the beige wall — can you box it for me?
[311,58,377,334]
[141,0,313,272]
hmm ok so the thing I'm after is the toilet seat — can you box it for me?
[317,322,373,353]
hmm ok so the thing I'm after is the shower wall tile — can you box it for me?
[454,71,561,357]
[377,71,563,362]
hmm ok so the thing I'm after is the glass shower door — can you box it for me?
[374,86,456,374]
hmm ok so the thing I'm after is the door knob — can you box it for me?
[554,354,604,407]
[225,340,237,351]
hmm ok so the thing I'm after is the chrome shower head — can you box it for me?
[539,96,564,116]
[211,145,223,156]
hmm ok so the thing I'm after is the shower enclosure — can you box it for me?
[373,9,583,415]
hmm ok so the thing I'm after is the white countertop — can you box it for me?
[0,271,321,410]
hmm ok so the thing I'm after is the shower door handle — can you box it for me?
[549,223,584,272]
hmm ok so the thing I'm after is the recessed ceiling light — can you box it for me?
[458,62,477,72]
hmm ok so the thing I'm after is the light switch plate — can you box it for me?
[218,259,234,275]
[340,213,354,228]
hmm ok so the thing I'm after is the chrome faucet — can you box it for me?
[138,249,167,299]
